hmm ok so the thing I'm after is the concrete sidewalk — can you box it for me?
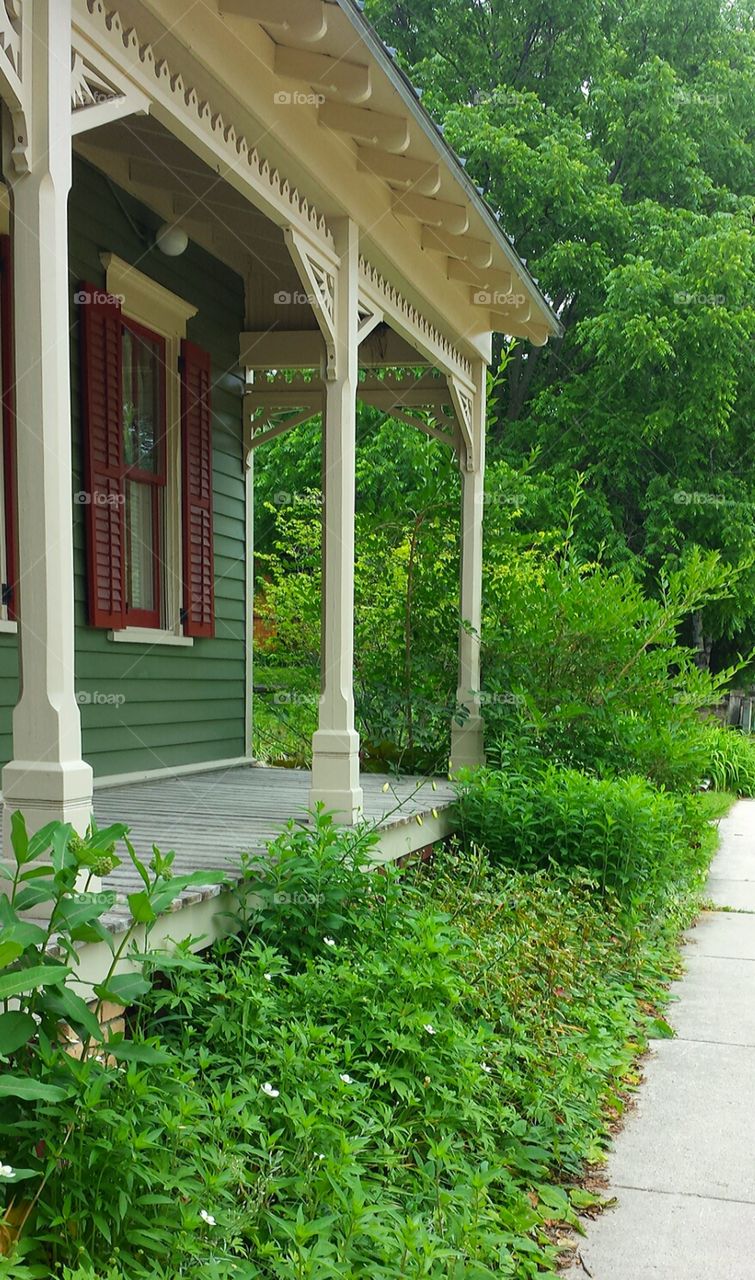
[566,798,755,1280]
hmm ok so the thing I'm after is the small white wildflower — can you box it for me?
[339,1073,354,1084]
[323,936,336,947]
[199,1209,216,1226]
[316,1152,325,1160]
[261,1082,280,1098]
[263,972,273,981]
[423,1024,436,1036]
[0,1164,13,1177]
[481,1062,493,1075]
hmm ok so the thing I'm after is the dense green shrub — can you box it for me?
[454,765,705,904]
[697,724,755,795]
[0,805,724,1277]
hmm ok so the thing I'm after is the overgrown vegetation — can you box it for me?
[0,800,728,1277]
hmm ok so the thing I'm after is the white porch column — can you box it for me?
[450,359,487,772]
[309,218,363,821]
[1,0,93,840]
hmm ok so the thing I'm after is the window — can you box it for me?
[122,319,166,628]
[78,256,214,640]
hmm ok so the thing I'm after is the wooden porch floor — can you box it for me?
[92,764,457,937]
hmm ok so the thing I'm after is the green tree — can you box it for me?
[366,0,755,665]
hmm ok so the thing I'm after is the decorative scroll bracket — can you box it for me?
[70,37,150,136]
[243,373,324,457]
[446,374,477,471]
[283,227,339,379]
[0,0,29,173]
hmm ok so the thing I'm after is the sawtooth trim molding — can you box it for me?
[78,0,335,251]
[358,256,474,391]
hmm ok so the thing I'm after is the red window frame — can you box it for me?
[121,316,167,630]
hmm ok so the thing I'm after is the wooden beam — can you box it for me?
[240,328,430,369]
[274,46,371,103]
[393,191,469,235]
[356,147,440,194]
[486,293,532,323]
[220,0,327,42]
[240,329,323,368]
[521,322,550,347]
[421,225,493,269]
[318,101,410,153]
[446,259,514,294]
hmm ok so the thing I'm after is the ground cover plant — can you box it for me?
[0,797,728,1279]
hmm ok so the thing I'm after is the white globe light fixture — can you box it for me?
[155,222,189,257]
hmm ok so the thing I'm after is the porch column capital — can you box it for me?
[2,0,94,842]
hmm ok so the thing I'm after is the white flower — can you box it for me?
[199,1209,216,1226]
[316,1152,325,1160]
[323,936,336,947]
[339,1073,354,1084]
[264,972,273,981]
[0,1164,13,1177]
[423,1024,436,1036]
[261,1082,280,1098]
[481,1062,493,1075]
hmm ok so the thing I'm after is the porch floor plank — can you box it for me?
[94,765,456,902]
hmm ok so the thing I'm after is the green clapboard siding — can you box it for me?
[0,157,249,780]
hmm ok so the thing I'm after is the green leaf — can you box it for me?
[42,988,103,1043]
[9,811,28,866]
[50,824,75,873]
[93,972,151,1005]
[13,880,56,912]
[124,836,150,890]
[56,892,116,930]
[0,940,24,969]
[106,1038,170,1065]
[0,1075,72,1101]
[0,1167,37,1182]
[27,821,64,863]
[0,964,69,1000]
[0,1011,37,1054]
[127,891,156,925]
[4,921,48,948]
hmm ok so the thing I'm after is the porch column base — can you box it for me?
[449,715,486,773]
[309,729,363,824]
[2,760,94,847]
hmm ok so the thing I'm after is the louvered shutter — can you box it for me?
[79,284,126,629]
[180,339,214,638]
[0,235,17,620]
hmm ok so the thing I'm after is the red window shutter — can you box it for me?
[79,283,126,629]
[0,235,17,620]
[180,339,214,638]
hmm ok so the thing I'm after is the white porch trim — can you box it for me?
[450,359,487,772]
[1,0,94,843]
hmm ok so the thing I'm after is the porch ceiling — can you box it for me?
[75,0,561,352]
[75,114,321,333]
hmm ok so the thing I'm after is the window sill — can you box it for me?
[0,619,18,634]
[107,627,194,647]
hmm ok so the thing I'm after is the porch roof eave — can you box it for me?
[71,0,561,358]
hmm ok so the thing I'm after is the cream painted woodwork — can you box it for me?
[1,0,94,842]
[0,0,561,839]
